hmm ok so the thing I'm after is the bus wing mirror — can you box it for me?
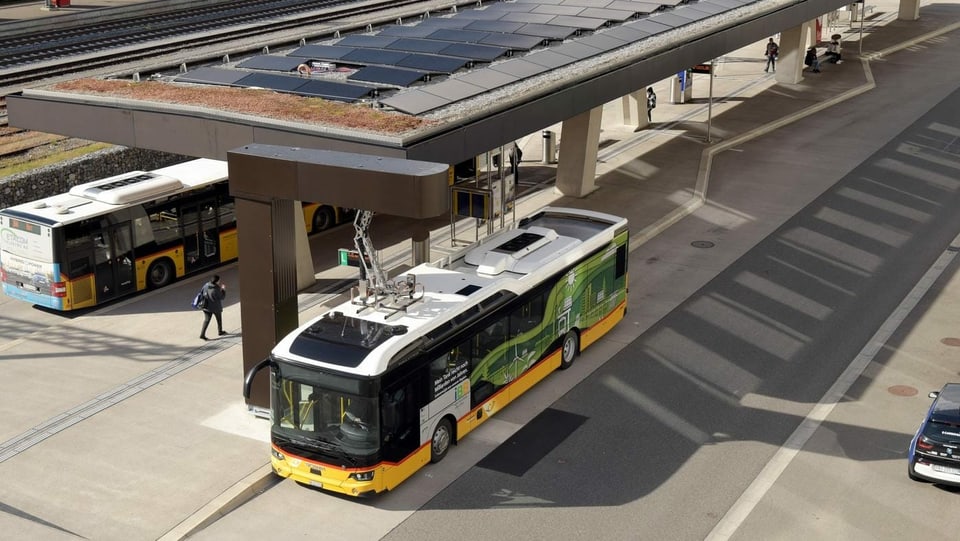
[243,358,275,399]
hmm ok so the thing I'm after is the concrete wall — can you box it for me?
[0,147,189,209]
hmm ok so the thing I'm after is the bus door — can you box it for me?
[93,222,135,302]
[182,198,219,273]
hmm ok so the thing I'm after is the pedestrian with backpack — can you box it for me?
[764,38,779,73]
[646,87,657,122]
[198,275,227,340]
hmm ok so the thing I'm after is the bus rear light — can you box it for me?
[52,282,67,297]
[0,266,6,282]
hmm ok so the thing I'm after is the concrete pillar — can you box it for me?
[899,0,920,20]
[236,197,300,409]
[621,91,648,130]
[293,201,314,290]
[776,22,811,84]
[412,224,430,265]
[555,106,602,197]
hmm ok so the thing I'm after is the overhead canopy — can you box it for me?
[8,0,851,165]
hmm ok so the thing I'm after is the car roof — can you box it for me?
[931,383,960,424]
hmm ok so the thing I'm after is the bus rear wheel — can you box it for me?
[430,418,453,463]
[147,259,175,289]
[559,330,579,370]
[312,206,335,232]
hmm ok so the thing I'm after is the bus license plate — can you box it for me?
[309,480,323,488]
[932,464,960,475]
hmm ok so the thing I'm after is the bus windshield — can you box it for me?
[271,361,380,465]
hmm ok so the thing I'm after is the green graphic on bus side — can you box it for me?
[470,230,628,388]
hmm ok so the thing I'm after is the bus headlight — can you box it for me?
[349,470,375,482]
[271,448,285,460]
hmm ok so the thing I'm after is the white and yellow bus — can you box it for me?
[244,207,629,496]
[0,159,352,311]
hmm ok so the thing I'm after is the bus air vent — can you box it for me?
[69,172,184,205]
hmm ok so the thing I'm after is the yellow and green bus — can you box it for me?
[244,207,629,496]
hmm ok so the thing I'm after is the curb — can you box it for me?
[157,463,279,541]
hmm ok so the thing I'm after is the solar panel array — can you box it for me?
[175,0,757,111]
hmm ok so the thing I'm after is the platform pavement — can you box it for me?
[3,0,960,539]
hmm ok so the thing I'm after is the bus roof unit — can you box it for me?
[1,158,228,226]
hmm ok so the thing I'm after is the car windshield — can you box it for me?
[922,420,960,443]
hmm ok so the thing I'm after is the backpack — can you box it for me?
[191,287,207,310]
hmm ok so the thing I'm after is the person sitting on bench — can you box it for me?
[804,46,822,73]
[826,36,842,64]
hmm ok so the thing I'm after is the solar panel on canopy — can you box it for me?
[288,44,355,60]
[651,12,703,25]
[654,0,686,5]
[515,23,579,40]
[678,2,727,15]
[465,20,525,33]
[426,28,488,43]
[548,15,609,30]
[523,49,577,69]
[488,58,551,78]
[576,32,629,51]
[341,48,409,65]
[606,1,663,13]
[296,80,375,101]
[600,24,652,41]
[336,35,399,48]
[377,25,438,38]
[579,7,635,22]
[384,38,452,54]
[514,0,563,4]
[449,8,507,21]
[531,4,584,15]
[349,66,427,87]
[499,12,556,24]
[629,17,676,33]
[175,67,248,86]
[380,89,450,115]
[236,55,304,72]
[698,0,747,8]
[483,1,536,11]
[480,32,543,50]
[440,42,509,62]
[236,72,308,92]
[420,78,486,101]
[417,17,472,28]
[454,68,520,89]
[549,40,604,61]
[396,54,469,73]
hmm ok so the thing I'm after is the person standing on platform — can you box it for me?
[199,275,227,340]
[646,87,657,122]
[764,38,779,72]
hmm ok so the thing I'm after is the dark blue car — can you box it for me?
[907,383,960,486]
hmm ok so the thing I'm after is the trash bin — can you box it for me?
[541,130,556,164]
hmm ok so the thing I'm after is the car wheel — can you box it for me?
[147,259,174,289]
[559,330,579,370]
[312,206,336,232]
[430,418,453,464]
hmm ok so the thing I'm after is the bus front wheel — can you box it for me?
[559,330,579,370]
[430,418,453,463]
[312,206,335,232]
[147,259,175,289]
